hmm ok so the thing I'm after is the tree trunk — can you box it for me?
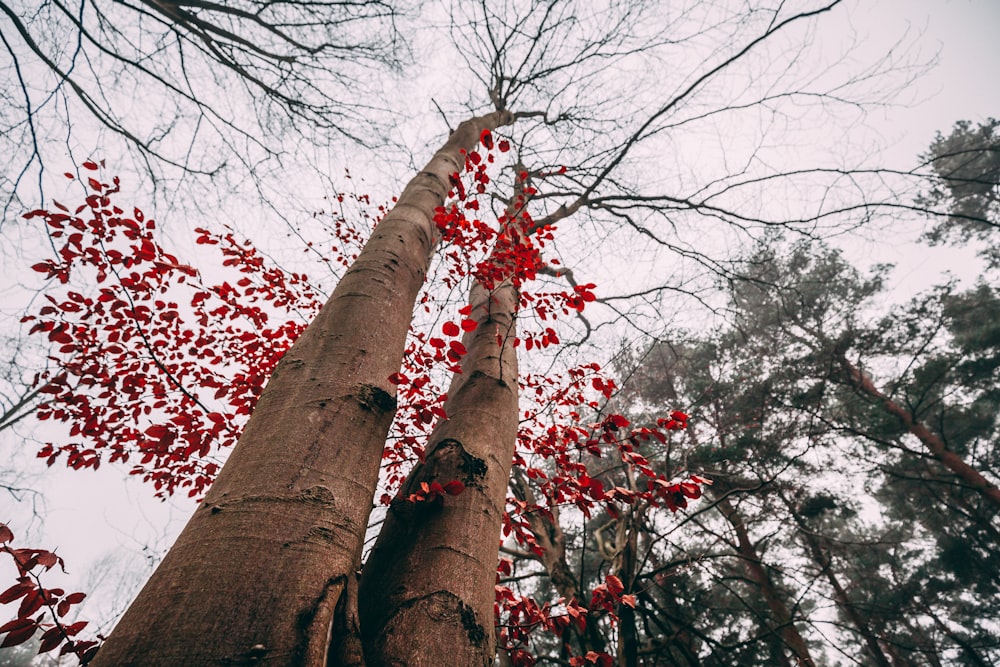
[714,494,816,667]
[92,110,513,667]
[798,528,893,667]
[616,521,639,667]
[358,269,519,665]
[835,352,1000,510]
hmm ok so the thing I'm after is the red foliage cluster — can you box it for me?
[21,165,322,497]
[405,479,466,503]
[15,136,704,664]
[0,524,98,663]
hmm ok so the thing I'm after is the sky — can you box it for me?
[1,0,998,654]
[827,0,1000,295]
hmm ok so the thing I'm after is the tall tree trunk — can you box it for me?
[358,168,530,664]
[798,527,893,667]
[358,270,519,665]
[835,351,1000,509]
[714,494,816,667]
[92,110,513,667]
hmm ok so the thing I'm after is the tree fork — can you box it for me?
[91,110,513,667]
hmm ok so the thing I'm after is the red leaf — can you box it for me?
[606,414,629,430]
[34,550,59,570]
[620,594,637,608]
[605,574,624,596]
[0,524,12,543]
[0,617,34,634]
[0,619,37,648]
[18,589,44,618]
[82,161,98,171]
[64,620,88,636]
[38,626,63,653]
[442,480,465,496]
[0,581,32,604]
[498,139,511,153]
[460,318,478,332]
[680,481,702,499]
[442,321,460,337]
[480,129,494,150]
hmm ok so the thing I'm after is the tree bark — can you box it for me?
[835,352,1000,510]
[92,110,513,667]
[358,271,519,666]
[714,494,816,667]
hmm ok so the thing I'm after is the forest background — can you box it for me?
[0,0,999,664]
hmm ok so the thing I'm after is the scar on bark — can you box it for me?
[356,383,397,415]
[385,591,487,648]
[459,600,487,646]
[432,438,488,486]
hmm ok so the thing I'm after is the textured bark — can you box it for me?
[357,170,524,666]
[836,352,1000,509]
[358,273,519,666]
[92,110,513,667]
[715,495,816,667]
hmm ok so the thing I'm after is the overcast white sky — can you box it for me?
[1,0,998,650]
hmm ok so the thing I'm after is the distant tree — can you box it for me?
[918,117,1000,266]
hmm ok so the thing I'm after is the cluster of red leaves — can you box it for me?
[496,578,589,647]
[21,165,322,497]
[16,142,702,664]
[405,479,465,503]
[494,574,641,667]
[496,381,704,662]
[382,130,589,494]
[490,355,704,662]
[0,524,98,663]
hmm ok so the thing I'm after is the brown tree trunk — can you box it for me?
[836,352,1000,509]
[358,268,519,666]
[715,494,816,667]
[92,110,513,667]
[357,167,537,666]
[798,528,893,667]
